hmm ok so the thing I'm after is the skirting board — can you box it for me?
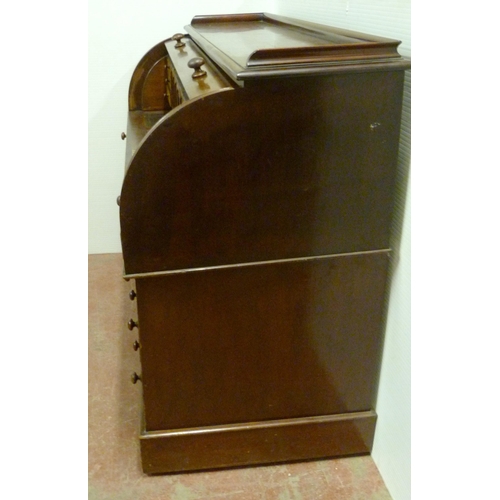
[140,410,377,474]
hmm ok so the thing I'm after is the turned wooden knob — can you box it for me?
[188,57,207,79]
[172,33,185,48]
[121,132,126,140]
[128,319,138,331]
[133,340,140,351]
[131,372,141,384]
[129,290,136,301]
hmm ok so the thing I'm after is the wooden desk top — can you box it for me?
[185,13,410,81]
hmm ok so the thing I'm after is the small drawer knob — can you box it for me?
[131,372,141,384]
[188,57,207,79]
[129,290,136,301]
[172,33,185,48]
[133,340,140,351]
[128,319,138,331]
[116,196,120,206]
[121,132,126,140]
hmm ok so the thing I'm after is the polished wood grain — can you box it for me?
[119,12,410,474]
[135,251,388,431]
[165,38,235,100]
[140,411,377,474]
[124,111,165,172]
[121,71,405,276]
[186,13,410,82]
[128,40,170,111]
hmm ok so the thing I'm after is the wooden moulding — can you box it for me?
[185,12,410,82]
[140,410,377,474]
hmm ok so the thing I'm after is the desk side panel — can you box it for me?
[135,251,389,431]
[120,71,405,275]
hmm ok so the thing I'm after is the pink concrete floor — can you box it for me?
[88,253,393,500]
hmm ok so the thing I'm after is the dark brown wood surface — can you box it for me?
[124,111,165,173]
[119,13,410,474]
[121,70,405,276]
[128,40,170,111]
[140,411,377,474]
[135,251,389,431]
[186,13,410,82]
[165,38,235,100]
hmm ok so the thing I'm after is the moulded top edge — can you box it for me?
[186,12,407,79]
[190,12,401,45]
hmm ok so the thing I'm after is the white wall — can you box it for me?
[89,2,411,498]
[88,0,275,253]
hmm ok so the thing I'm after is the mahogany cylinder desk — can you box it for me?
[118,12,410,474]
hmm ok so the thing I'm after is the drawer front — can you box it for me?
[165,53,184,108]
[165,37,234,105]
[135,250,389,431]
